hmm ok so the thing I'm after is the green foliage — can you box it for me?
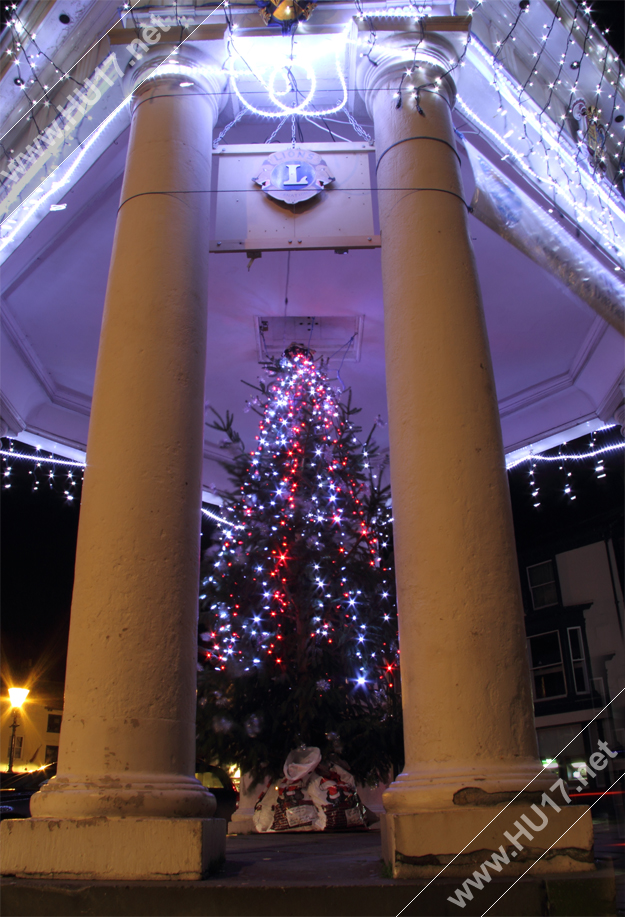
[197,347,402,783]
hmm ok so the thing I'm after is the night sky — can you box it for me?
[1,454,79,687]
[508,426,625,562]
[590,1,625,58]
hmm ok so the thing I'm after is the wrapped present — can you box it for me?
[253,776,325,832]
[271,780,325,832]
[308,763,367,830]
[253,782,280,833]
[252,747,366,832]
[283,746,321,782]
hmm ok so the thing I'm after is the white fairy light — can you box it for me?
[506,438,624,470]
[1,95,131,254]
[459,40,625,260]
[0,449,83,467]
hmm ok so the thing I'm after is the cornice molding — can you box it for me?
[1,298,92,417]
[498,315,610,420]
[498,372,572,419]
[0,390,25,436]
[1,298,56,402]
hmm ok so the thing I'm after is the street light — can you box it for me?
[7,687,29,774]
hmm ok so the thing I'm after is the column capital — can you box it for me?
[124,44,227,121]
[357,31,460,119]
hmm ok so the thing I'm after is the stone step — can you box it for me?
[1,868,616,916]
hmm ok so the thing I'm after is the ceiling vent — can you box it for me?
[255,316,364,363]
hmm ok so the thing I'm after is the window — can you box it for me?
[567,627,589,694]
[8,736,23,760]
[45,745,59,764]
[527,561,559,609]
[47,714,62,734]
[530,631,567,699]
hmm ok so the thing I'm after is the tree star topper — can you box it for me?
[253,148,334,205]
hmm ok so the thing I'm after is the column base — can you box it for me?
[381,804,594,879]
[0,816,226,880]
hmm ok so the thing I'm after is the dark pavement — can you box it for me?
[1,827,620,916]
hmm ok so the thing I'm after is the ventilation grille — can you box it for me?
[255,316,363,362]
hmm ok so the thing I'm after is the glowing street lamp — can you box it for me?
[7,687,29,774]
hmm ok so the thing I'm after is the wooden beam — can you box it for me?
[109,23,227,44]
[356,15,472,33]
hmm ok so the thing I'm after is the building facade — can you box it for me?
[521,531,624,818]
[0,685,63,774]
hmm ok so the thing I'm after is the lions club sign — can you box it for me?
[253,148,334,204]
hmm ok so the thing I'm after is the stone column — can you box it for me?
[1,46,228,880]
[359,32,593,877]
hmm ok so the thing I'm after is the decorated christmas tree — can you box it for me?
[197,345,402,784]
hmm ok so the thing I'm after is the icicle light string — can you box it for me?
[532,5,589,193]
[505,434,624,471]
[492,3,527,68]
[1,0,226,205]
[467,0,625,206]
[1,425,621,518]
[3,428,623,477]
[0,444,84,500]
[521,0,561,95]
[0,448,84,468]
[554,3,625,191]
[458,43,624,257]
[515,427,623,508]
[0,443,246,518]
[2,4,624,259]
[467,33,624,232]
[0,0,144,147]
[355,3,624,257]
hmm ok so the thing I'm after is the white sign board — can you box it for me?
[210,142,379,253]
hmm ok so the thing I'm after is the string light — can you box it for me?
[456,87,624,261]
[1,95,131,255]
[355,5,432,19]
[4,1,623,263]
[460,39,625,251]
[225,29,349,120]
[0,441,84,502]
[507,426,623,511]
[198,346,398,689]
[0,444,241,517]
[202,506,241,528]
[0,448,84,467]
[351,2,624,260]
[506,435,624,470]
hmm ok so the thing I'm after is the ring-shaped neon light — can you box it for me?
[271,65,300,98]
[226,38,348,119]
[267,58,316,113]
[271,71,291,97]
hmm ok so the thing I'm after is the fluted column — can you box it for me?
[2,46,229,880]
[359,32,593,877]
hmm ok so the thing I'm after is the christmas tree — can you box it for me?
[197,345,402,784]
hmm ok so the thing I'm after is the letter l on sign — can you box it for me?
[284,164,308,185]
